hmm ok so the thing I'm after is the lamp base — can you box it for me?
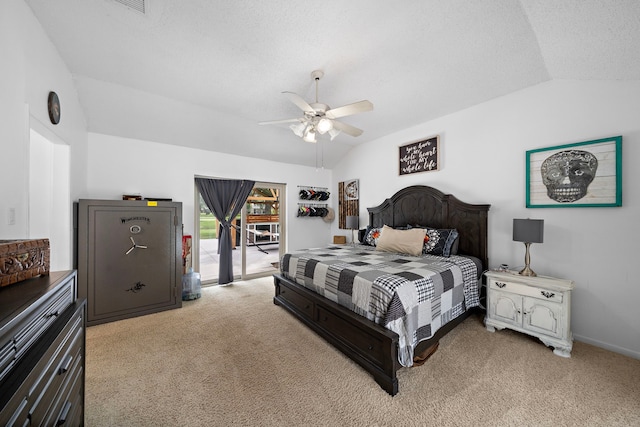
[519,265,537,277]
[519,242,537,277]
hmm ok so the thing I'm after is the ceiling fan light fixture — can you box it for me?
[316,118,333,134]
[289,122,305,137]
[261,70,372,142]
[303,127,317,143]
[328,128,341,141]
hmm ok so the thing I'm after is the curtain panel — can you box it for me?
[196,178,255,284]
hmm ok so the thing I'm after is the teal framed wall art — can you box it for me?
[526,136,622,208]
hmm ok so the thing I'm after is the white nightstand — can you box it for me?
[484,270,575,357]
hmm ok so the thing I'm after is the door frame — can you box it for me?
[240,181,286,280]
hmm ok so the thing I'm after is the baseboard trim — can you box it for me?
[574,334,639,360]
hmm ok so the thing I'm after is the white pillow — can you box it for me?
[375,225,426,256]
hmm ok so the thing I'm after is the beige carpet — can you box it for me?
[85,277,640,426]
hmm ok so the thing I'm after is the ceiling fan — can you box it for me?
[259,70,373,143]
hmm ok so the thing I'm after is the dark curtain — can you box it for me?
[195,178,255,284]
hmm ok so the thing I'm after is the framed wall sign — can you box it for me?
[344,179,359,200]
[399,135,439,175]
[338,180,359,229]
[526,136,622,208]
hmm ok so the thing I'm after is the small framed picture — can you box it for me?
[526,136,622,208]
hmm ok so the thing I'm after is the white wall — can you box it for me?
[29,130,71,271]
[0,0,87,269]
[86,134,332,252]
[332,79,640,359]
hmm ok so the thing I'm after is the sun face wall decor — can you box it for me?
[338,179,359,230]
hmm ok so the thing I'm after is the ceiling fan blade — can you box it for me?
[325,100,373,119]
[258,118,302,125]
[331,120,363,137]
[282,91,314,113]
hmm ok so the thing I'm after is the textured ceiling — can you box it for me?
[24,0,640,168]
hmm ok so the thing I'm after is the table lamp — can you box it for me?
[346,216,359,246]
[513,218,544,277]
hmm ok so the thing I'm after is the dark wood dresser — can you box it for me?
[0,270,86,426]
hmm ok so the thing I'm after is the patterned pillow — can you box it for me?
[409,225,459,256]
[363,226,383,247]
[423,228,459,256]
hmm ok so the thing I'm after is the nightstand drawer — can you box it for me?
[489,279,563,303]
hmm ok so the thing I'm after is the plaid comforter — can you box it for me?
[280,245,480,367]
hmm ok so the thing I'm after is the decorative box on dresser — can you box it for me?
[0,270,86,426]
[484,270,574,357]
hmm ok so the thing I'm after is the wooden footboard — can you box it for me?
[273,274,401,395]
[274,273,476,395]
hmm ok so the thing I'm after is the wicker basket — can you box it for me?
[0,239,50,287]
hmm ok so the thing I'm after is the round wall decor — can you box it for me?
[47,91,60,125]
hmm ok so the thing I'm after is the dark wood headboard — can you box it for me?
[367,185,490,270]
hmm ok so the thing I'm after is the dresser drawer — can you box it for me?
[0,340,16,383]
[0,273,76,384]
[2,396,29,427]
[52,365,84,427]
[0,300,85,427]
[489,279,563,303]
[15,283,74,359]
[40,351,83,427]
[28,308,84,423]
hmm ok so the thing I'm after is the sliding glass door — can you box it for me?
[195,180,285,284]
[241,183,285,279]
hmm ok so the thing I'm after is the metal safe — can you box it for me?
[76,199,182,326]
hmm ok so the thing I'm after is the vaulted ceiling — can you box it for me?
[25,0,640,168]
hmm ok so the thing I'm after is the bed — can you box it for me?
[273,185,490,395]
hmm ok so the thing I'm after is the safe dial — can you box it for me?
[125,236,147,255]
